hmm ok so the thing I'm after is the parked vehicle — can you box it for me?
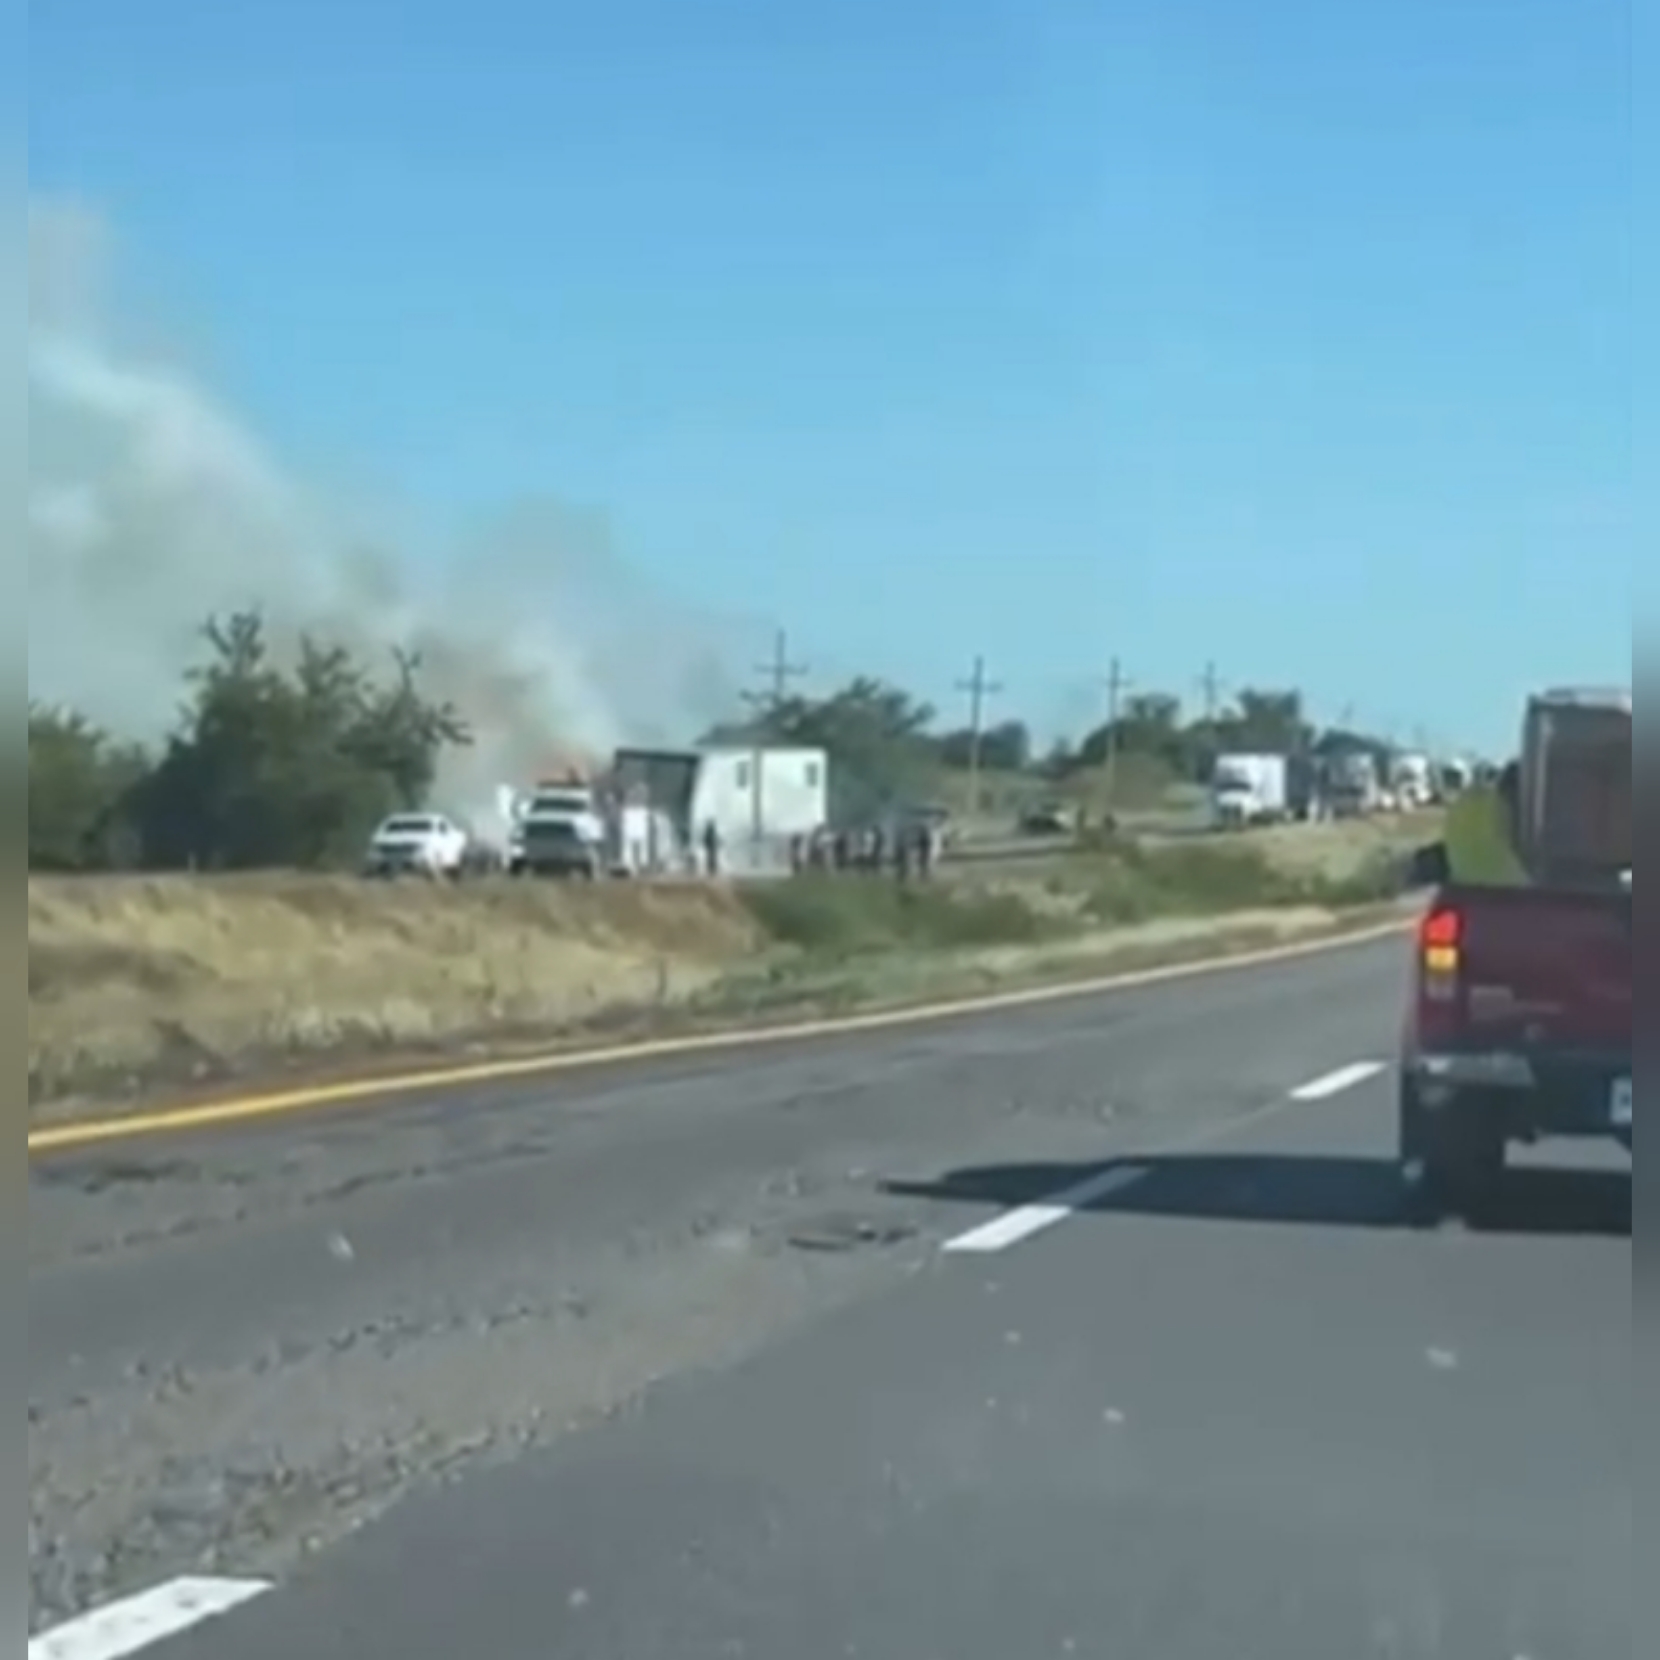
[1327,749,1380,817]
[510,783,607,878]
[1016,800,1071,836]
[1397,687,1630,1216]
[362,813,470,878]
[1390,752,1435,810]
[610,744,829,876]
[1432,758,1473,803]
[1208,752,1287,828]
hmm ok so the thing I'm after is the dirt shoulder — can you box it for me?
[28,818,1430,1127]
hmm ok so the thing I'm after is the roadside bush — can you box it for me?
[740,873,1057,959]
[748,835,1402,963]
[1443,788,1527,883]
[1079,838,1399,926]
[1081,842,1294,924]
[1304,849,1410,907]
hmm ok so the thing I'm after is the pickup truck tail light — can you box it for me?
[1418,905,1462,1006]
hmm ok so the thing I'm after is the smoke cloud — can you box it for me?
[24,196,758,819]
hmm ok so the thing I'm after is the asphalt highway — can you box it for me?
[29,933,1631,1658]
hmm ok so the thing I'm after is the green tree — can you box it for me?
[27,704,149,870]
[935,718,1031,774]
[1218,689,1310,754]
[1079,693,1193,778]
[135,611,470,870]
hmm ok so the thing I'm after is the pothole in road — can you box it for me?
[785,1213,919,1254]
[32,1156,215,1194]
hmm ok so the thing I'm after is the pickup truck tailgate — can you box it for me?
[1454,884,1630,1049]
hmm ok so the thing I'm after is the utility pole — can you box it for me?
[1198,660,1223,727]
[752,628,809,712]
[739,629,810,860]
[1099,655,1130,813]
[955,655,1003,819]
[1194,661,1224,789]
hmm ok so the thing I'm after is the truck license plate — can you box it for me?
[1610,1077,1631,1129]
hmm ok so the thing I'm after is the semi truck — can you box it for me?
[1398,687,1630,1217]
[1208,752,1289,828]
[1327,748,1381,817]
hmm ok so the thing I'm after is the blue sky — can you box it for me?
[30,0,1635,753]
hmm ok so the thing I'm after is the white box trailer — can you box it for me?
[690,746,828,871]
[610,745,829,875]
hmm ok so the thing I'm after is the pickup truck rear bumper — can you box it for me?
[1406,1048,1631,1144]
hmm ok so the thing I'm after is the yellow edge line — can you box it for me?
[28,918,1411,1157]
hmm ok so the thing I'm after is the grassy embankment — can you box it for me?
[27,815,1432,1122]
[929,757,1201,838]
[1440,787,1529,884]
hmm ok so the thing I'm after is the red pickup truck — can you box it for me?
[1399,689,1630,1216]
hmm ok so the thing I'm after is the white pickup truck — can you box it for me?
[509,786,608,878]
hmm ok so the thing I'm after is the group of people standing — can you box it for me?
[693,818,945,880]
[788,818,943,879]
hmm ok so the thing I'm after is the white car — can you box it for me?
[362,813,470,878]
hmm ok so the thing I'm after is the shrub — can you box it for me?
[1079,837,1400,924]
[740,874,1056,958]
[1443,788,1528,884]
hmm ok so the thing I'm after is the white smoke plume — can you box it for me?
[24,196,759,823]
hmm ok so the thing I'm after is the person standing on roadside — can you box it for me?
[918,817,938,879]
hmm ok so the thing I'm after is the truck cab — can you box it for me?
[1208,752,1287,829]
[1398,689,1630,1217]
[510,783,607,878]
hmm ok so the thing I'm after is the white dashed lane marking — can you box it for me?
[1287,1059,1388,1101]
[941,1164,1149,1254]
[939,1058,1389,1254]
[29,1576,271,1660]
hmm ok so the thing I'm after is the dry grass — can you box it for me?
[963,811,1439,888]
[28,817,1430,1120]
[1226,811,1442,880]
[693,901,1410,1036]
[29,874,765,1108]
